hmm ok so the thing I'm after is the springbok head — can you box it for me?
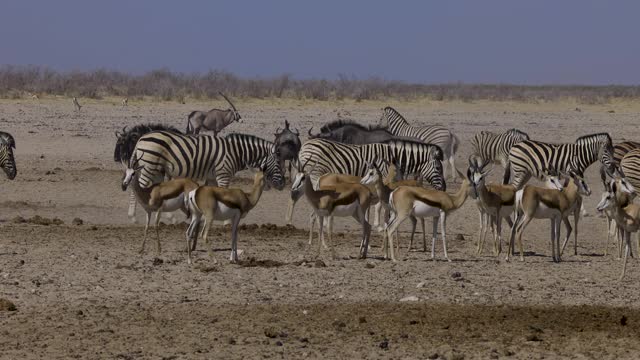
[122,152,144,191]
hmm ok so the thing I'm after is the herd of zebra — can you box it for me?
[0,103,639,278]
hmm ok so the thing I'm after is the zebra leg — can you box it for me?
[128,189,138,224]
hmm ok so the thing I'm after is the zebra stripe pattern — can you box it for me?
[508,133,614,189]
[297,138,445,191]
[131,131,285,190]
[379,106,459,179]
[620,149,640,195]
[613,141,640,165]
[471,129,529,184]
[0,131,17,180]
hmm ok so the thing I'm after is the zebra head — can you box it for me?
[259,154,285,191]
[378,106,403,129]
[122,152,144,191]
[421,159,445,191]
[0,132,17,180]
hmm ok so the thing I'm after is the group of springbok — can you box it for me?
[116,103,640,281]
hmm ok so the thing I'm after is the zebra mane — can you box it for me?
[383,106,409,124]
[575,132,612,145]
[319,119,387,133]
[382,139,444,161]
[224,132,275,146]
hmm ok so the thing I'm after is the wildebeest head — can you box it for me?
[273,120,301,162]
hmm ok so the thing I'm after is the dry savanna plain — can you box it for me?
[1,97,640,359]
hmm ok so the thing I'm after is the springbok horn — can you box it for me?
[218,92,237,112]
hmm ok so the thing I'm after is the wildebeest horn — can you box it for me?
[274,127,281,136]
[292,127,299,135]
[308,127,317,138]
[218,92,237,112]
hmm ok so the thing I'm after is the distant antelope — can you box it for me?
[122,98,128,107]
[72,97,82,112]
[186,92,242,135]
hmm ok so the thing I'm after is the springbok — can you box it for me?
[292,160,372,259]
[507,168,591,262]
[185,92,242,135]
[596,180,639,280]
[184,168,267,264]
[122,154,199,254]
[72,97,82,112]
[384,168,470,262]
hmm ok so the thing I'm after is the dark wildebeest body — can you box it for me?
[273,120,302,181]
[114,123,182,166]
[186,93,242,135]
[308,120,422,145]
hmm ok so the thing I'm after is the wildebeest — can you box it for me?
[186,92,242,135]
[274,120,302,180]
[114,123,181,166]
[307,120,421,145]
[0,131,17,179]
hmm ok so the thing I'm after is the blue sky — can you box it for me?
[2,0,639,84]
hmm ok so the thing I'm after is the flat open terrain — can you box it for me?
[1,97,640,359]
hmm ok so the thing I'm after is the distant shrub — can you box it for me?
[0,65,639,103]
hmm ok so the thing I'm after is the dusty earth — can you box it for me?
[1,97,640,359]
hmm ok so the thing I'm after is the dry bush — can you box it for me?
[1,65,639,103]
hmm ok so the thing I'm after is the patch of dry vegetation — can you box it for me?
[2,65,639,104]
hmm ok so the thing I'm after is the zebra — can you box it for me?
[620,149,640,196]
[0,132,17,180]
[471,129,530,184]
[378,106,460,181]
[286,138,445,223]
[127,131,285,192]
[613,141,640,165]
[508,133,615,190]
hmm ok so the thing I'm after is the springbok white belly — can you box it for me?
[411,201,441,218]
[160,194,185,212]
[213,203,242,221]
[532,203,561,219]
[331,202,359,217]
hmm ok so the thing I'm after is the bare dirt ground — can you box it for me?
[1,97,640,359]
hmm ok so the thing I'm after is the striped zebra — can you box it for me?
[620,149,640,195]
[125,131,285,192]
[287,138,445,222]
[379,106,459,180]
[471,129,530,184]
[613,141,640,165]
[0,132,17,179]
[508,133,615,189]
